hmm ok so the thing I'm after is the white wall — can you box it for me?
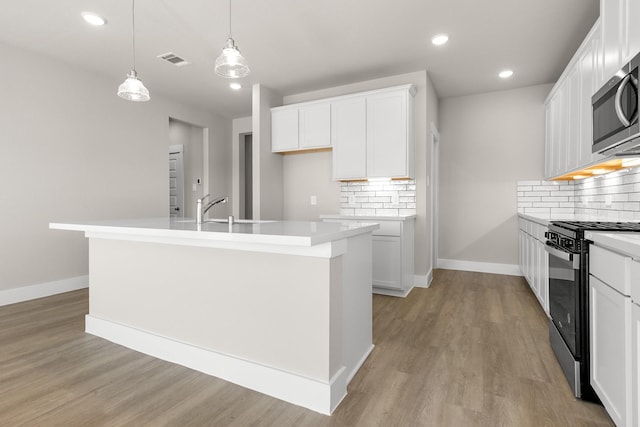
[281,71,437,281]
[438,84,551,268]
[252,85,284,220]
[0,41,231,294]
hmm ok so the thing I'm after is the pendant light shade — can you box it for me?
[118,0,150,101]
[117,70,150,101]
[215,38,250,78]
[214,0,249,78]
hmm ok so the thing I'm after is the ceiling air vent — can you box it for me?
[157,52,190,67]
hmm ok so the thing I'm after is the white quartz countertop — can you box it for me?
[320,214,416,221]
[50,217,380,247]
[585,231,640,258]
[517,212,628,226]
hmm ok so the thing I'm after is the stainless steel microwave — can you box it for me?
[592,53,639,154]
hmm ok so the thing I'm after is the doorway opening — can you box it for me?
[239,133,253,219]
[168,118,208,218]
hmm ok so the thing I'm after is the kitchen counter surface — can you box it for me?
[50,217,379,248]
[320,214,417,221]
[517,212,633,226]
[585,231,640,258]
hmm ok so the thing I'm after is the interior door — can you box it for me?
[169,144,184,217]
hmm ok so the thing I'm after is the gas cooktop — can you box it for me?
[551,221,640,232]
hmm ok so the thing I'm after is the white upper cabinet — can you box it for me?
[299,103,331,149]
[544,19,605,179]
[332,96,367,180]
[271,102,331,153]
[366,89,414,179]
[271,108,299,152]
[273,84,415,180]
[600,0,625,81]
[599,0,640,86]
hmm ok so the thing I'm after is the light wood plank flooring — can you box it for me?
[0,269,614,426]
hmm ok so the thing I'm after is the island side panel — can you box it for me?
[341,233,374,382]
[88,238,341,383]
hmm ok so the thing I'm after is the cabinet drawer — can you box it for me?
[372,221,401,237]
[590,245,631,296]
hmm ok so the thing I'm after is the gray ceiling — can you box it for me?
[0,0,599,119]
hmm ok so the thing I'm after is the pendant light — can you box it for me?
[214,0,250,78]
[118,0,150,101]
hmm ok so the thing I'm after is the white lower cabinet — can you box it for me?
[632,302,640,427]
[590,276,632,427]
[589,243,635,427]
[323,216,415,297]
[517,216,549,315]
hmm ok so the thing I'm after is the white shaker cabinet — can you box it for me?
[632,302,640,427]
[600,0,626,82]
[298,103,331,149]
[365,89,414,179]
[517,216,549,315]
[323,216,415,297]
[332,97,367,180]
[589,244,634,427]
[271,108,299,152]
[271,102,331,153]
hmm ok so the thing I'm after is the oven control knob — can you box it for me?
[562,238,574,248]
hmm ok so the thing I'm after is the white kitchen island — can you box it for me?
[49,218,379,415]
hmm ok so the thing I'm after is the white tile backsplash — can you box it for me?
[340,180,416,216]
[517,166,640,218]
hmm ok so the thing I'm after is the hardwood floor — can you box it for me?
[0,269,614,426]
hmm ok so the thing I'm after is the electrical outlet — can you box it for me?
[310,195,317,205]
[605,195,613,207]
[391,193,400,205]
[348,195,356,205]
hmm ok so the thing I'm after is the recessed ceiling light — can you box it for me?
[499,69,514,79]
[229,82,242,90]
[431,34,449,46]
[81,12,106,26]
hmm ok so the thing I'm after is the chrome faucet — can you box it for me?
[196,194,228,224]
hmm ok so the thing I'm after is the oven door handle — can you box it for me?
[545,242,580,269]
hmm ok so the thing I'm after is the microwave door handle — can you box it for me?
[630,75,639,125]
[615,74,632,127]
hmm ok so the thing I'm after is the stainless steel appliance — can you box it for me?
[592,52,640,155]
[545,220,640,401]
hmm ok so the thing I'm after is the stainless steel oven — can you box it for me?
[545,227,593,400]
[545,220,640,401]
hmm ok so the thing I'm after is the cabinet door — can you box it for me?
[627,0,640,63]
[332,97,367,180]
[601,0,625,80]
[271,108,299,152]
[299,103,331,149]
[578,29,598,168]
[633,303,640,427]
[366,91,408,178]
[566,67,581,172]
[544,100,553,179]
[372,236,402,290]
[590,276,631,427]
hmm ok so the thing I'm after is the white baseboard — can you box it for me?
[85,315,347,415]
[437,259,521,276]
[414,272,432,288]
[0,275,88,307]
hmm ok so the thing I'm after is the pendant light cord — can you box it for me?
[228,0,232,38]
[132,0,137,71]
